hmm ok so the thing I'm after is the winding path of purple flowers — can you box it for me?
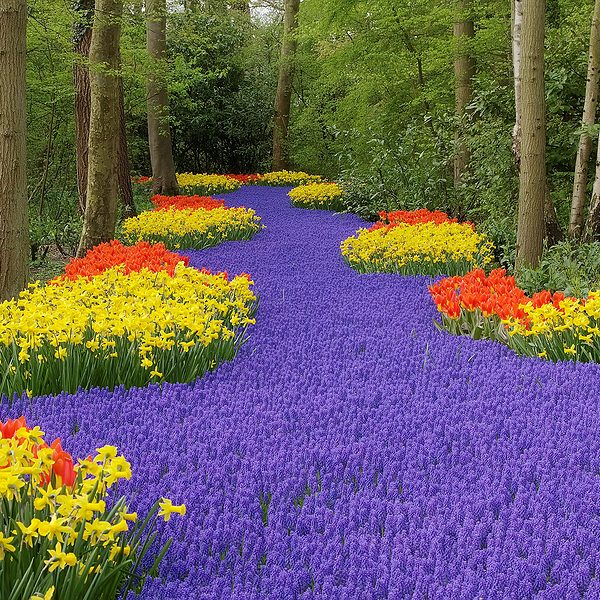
[5,186,600,598]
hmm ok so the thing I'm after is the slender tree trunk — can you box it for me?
[77,0,123,256]
[515,0,546,269]
[569,0,600,238]
[272,0,300,171]
[453,0,475,187]
[146,0,179,195]
[74,0,94,215]
[512,0,523,162]
[75,2,136,218]
[544,184,562,246]
[117,76,136,218]
[0,0,28,300]
[586,137,600,238]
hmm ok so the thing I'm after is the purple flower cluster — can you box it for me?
[3,186,600,599]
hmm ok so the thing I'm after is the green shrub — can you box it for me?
[516,241,600,296]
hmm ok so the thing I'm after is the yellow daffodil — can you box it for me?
[44,542,77,572]
[0,532,16,559]
[158,498,187,521]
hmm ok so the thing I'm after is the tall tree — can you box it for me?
[453,0,475,187]
[512,0,561,245]
[77,0,123,256]
[515,0,546,269]
[586,139,600,238]
[272,0,300,170]
[512,0,523,162]
[74,0,94,215]
[146,0,179,195]
[74,1,136,218]
[0,0,28,300]
[569,0,600,238]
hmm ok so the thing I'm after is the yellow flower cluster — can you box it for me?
[258,171,323,186]
[503,292,600,362]
[0,265,256,398]
[0,425,184,597]
[288,182,344,210]
[122,206,262,250]
[176,173,240,194]
[341,222,494,276]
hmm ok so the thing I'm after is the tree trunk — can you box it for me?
[453,0,475,187]
[586,134,600,239]
[77,0,123,256]
[74,0,94,215]
[118,76,136,218]
[544,183,562,246]
[512,0,523,162]
[515,0,546,269]
[0,0,28,300]
[75,1,136,218]
[272,0,300,171]
[569,0,600,238]
[146,0,179,195]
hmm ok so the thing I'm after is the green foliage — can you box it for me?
[167,11,278,173]
[516,241,600,296]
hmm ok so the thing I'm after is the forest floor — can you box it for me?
[10,186,600,598]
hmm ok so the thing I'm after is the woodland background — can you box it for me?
[21,0,600,286]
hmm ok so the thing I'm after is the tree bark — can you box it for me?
[0,0,28,300]
[453,0,475,187]
[512,0,523,162]
[74,0,94,215]
[586,134,600,238]
[77,0,123,256]
[515,0,546,269]
[544,183,562,246]
[146,0,179,195]
[75,1,136,218]
[272,0,300,171]
[117,76,136,218]
[569,0,600,238]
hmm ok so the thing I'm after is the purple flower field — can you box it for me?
[4,186,600,598]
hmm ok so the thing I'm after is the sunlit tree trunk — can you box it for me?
[146,0,179,195]
[0,0,28,300]
[569,0,600,238]
[453,0,475,187]
[516,0,546,269]
[272,0,300,170]
[512,0,523,162]
[77,0,123,256]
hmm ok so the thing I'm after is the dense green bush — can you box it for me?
[516,241,600,296]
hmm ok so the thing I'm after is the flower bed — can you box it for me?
[224,174,262,185]
[151,194,225,212]
[122,206,261,250]
[341,218,494,276]
[176,173,240,195]
[58,240,188,280]
[0,265,256,398]
[288,182,344,210]
[257,171,323,186]
[429,268,600,362]
[0,417,184,599]
[370,208,459,230]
